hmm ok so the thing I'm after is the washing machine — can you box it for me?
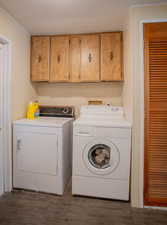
[72,105,131,200]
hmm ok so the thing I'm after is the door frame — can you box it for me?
[138,19,167,208]
[0,35,12,195]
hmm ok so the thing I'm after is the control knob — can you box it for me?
[62,107,69,114]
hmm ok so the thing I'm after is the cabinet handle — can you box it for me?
[57,55,61,64]
[88,53,92,63]
[110,52,113,60]
[38,55,42,63]
[17,139,21,151]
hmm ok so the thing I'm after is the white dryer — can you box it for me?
[13,106,74,195]
[72,105,131,200]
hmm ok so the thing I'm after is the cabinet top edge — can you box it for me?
[31,31,123,38]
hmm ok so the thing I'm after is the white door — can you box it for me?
[0,43,4,195]
[13,128,59,191]
[15,129,58,176]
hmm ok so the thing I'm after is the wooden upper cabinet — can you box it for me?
[50,36,70,82]
[80,35,100,82]
[31,32,123,82]
[101,32,122,81]
[70,37,81,82]
[31,36,50,81]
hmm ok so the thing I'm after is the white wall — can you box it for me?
[0,7,123,120]
[0,7,37,120]
[125,4,167,208]
[36,82,123,117]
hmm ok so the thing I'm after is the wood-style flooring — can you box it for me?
[0,183,167,225]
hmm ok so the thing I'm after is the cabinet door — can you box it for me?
[70,37,81,82]
[101,33,122,81]
[50,36,70,82]
[80,35,100,82]
[31,36,50,81]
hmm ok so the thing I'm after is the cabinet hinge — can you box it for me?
[68,72,70,80]
[121,33,123,42]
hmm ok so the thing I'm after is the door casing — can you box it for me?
[0,42,4,195]
[0,35,12,195]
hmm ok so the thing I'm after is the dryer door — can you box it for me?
[15,130,58,176]
[83,138,120,175]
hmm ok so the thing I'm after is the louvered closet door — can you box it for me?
[144,22,167,206]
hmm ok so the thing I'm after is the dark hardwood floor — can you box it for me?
[0,183,167,225]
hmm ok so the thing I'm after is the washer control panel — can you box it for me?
[80,105,124,119]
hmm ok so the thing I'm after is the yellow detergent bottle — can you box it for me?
[27,101,38,120]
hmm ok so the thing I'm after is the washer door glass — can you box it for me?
[83,138,120,175]
[88,144,111,169]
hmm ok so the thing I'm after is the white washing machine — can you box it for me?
[72,105,131,200]
[13,106,74,195]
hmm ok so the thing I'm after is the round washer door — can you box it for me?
[83,138,120,175]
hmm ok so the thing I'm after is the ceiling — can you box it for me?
[0,0,166,34]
